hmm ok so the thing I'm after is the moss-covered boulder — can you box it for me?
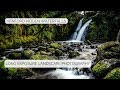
[97,41,120,60]
[50,43,61,49]
[47,48,55,53]
[92,60,109,78]
[8,53,21,59]
[69,51,80,58]
[104,68,120,79]
[30,54,49,60]
[55,49,63,56]
[97,41,119,51]
[23,50,34,59]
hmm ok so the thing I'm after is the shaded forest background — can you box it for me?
[0,10,120,50]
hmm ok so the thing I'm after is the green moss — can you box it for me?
[30,54,49,60]
[23,50,34,59]
[98,41,119,51]
[30,54,41,60]
[50,43,61,49]
[47,48,55,53]
[104,68,120,79]
[92,61,109,77]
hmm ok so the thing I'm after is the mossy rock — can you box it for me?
[30,54,41,60]
[38,46,46,51]
[47,48,55,53]
[55,49,63,56]
[40,51,49,55]
[97,41,119,51]
[110,45,120,53]
[69,51,80,58]
[92,61,109,78]
[8,53,21,59]
[0,60,32,79]
[102,51,113,59]
[23,50,34,59]
[30,54,49,60]
[50,43,61,49]
[104,68,120,79]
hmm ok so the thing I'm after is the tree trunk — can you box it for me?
[117,30,120,42]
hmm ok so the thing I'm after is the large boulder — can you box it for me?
[104,68,120,79]
[92,58,120,78]
[92,60,109,78]
[97,41,120,60]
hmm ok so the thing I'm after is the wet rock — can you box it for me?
[90,45,96,49]
[67,46,74,51]
[91,53,97,55]
[8,52,22,59]
[69,51,80,58]
[55,49,63,56]
[40,51,49,55]
[38,46,46,51]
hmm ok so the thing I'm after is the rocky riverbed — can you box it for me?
[0,41,120,79]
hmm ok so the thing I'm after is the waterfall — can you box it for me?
[70,18,84,40]
[46,18,94,79]
[76,19,92,41]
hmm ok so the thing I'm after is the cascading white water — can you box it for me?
[70,18,84,40]
[46,19,94,79]
[76,19,92,41]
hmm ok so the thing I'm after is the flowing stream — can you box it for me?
[43,18,97,79]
